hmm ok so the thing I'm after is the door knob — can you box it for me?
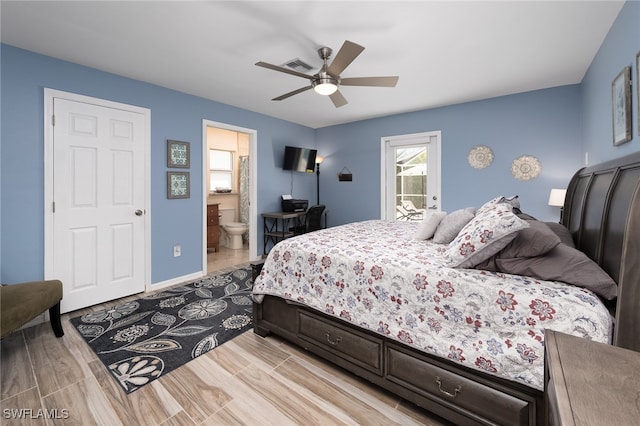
[135,209,143,216]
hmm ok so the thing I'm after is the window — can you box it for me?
[395,145,427,219]
[209,149,233,192]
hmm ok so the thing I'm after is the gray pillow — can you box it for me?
[433,207,476,244]
[498,220,561,258]
[517,212,538,221]
[543,222,575,248]
[495,243,617,300]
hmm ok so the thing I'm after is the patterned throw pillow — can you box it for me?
[446,203,529,268]
[478,195,520,213]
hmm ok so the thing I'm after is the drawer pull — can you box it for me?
[435,376,462,398]
[325,332,342,346]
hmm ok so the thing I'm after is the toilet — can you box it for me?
[219,208,248,250]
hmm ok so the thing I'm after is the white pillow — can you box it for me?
[414,211,447,240]
[446,202,529,268]
[433,208,476,244]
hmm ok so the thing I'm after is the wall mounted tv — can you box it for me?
[282,145,317,173]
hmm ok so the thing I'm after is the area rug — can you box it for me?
[70,266,253,394]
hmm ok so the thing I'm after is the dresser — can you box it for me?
[207,204,220,252]
[544,330,640,425]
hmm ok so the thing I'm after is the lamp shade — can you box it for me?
[315,155,324,165]
[312,76,338,95]
[548,189,567,207]
[313,82,337,95]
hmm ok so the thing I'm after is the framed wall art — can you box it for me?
[611,66,631,146]
[637,51,640,136]
[167,171,190,199]
[167,140,190,168]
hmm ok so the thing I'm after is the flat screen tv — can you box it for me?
[283,145,317,173]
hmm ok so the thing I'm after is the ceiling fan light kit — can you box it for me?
[312,76,338,95]
[256,40,398,107]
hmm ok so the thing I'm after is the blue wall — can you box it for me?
[581,1,640,163]
[0,45,316,284]
[1,1,638,287]
[316,85,583,225]
[317,0,639,225]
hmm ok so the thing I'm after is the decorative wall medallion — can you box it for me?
[467,145,494,169]
[511,155,541,181]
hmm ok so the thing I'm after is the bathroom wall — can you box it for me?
[206,127,249,222]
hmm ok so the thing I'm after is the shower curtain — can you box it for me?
[239,156,250,242]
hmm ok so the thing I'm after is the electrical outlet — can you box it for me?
[173,244,181,257]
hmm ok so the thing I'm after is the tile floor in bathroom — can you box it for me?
[207,243,251,273]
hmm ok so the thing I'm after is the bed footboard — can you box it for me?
[254,296,543,426]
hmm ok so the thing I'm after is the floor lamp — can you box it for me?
[315,155,324,205]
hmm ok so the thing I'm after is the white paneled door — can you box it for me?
[46,92,149,313]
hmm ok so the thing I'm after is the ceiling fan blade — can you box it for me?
[340,76,399,87]
[327,40,364,77]
[272,85,313,101]
[255,61,314,80]
[329,90,348,108]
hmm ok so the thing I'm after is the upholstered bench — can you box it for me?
[0,280,64,338]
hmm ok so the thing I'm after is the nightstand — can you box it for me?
[544,330,640,425]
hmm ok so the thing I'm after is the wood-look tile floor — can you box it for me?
[1,255,452,426]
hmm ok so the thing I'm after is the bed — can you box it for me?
[251,151,640,426]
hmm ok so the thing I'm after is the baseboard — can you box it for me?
[149,271,205,291]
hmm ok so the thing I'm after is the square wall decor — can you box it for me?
[167,172,190,199]
[167,140,190,168]
[611,67,632,146]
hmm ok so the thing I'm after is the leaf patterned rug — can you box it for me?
[70,267,253,394]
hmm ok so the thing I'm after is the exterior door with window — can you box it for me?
[381,131,441,221]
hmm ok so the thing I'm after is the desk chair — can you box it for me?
[290,204,326,235]
[305,204,326,232]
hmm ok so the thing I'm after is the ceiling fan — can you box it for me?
[255,40,399,108]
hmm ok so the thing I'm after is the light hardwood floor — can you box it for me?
[1,251,451,426]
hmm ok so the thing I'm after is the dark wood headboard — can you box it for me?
[563,151,640,351]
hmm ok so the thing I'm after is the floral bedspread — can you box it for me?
[252,220,613,390]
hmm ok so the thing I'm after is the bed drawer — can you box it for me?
[386,344,532,426]
[297,311,383,374]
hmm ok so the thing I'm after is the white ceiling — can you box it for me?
[0,1,625,129]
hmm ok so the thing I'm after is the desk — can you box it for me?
[261,211,306,255]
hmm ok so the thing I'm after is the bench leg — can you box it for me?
[49,303,64,337]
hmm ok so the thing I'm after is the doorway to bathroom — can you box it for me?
[202,120,258,274]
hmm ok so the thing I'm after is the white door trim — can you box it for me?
[380,131,442,220]
[43,88,151,292]
[201,120,259,274]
